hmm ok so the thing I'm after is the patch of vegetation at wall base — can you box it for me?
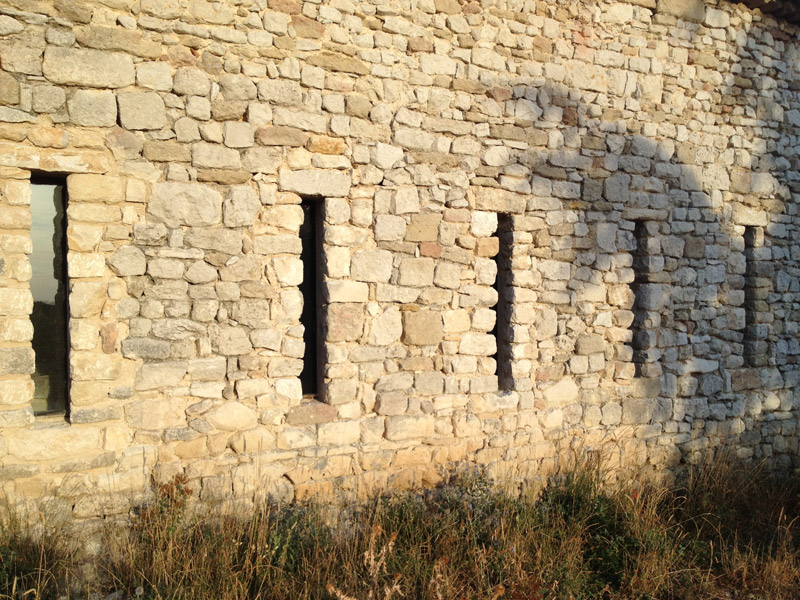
[2,455,800,600]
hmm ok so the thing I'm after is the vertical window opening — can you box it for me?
[491,213,513,391]
[631,221,651,377]
[743,226,763,367]
[30,178,69,415]
[299,197,321,397]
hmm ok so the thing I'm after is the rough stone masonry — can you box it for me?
[0,0,799,521]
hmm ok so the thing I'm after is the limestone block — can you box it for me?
[371,143,404,169]
[172,67,211,96]
[254,234,302,255]
[7,427,101,460]
[67,174,126,203]
[229,429,276,454]
[219,73,257,101]
[71,352,121,380]
[68,90,117,127]
[286,401,337,425]
[375,215,406,241]
[185,261,217,284]
[256,126,310,147]
[118,92,167,130]
[0,16,23,36]
[0,41,43,76]
[459,333,496,356]
[402,311,443,346]
[137,62,173,91]
[731,204,768,227]
[622,398,656,425]
[135,361,188,391]
[657,0,704,21]
[325,281,369,303]
[0,379,33,406]
[192,142,241,170]
[125,398,185,430]
[278,169,351,197]
[273,256,303,286]
[405,213,441,242]
[232,299,270,328]
[257,79,302,105]
[243,147,281,174]
[318,420,360,445]
[0,348,34,375]
[376,391,407,416]
[327,379,358,405]
[367,307,402,346]
[188,356,227,380]
[543,378,579,408]
[107,246,146,276]
[206,402,258,431]
[416,372,444,395]
[223,185,261,227]
[419,54,457,76]
[385,415,434,440]
[279,427,316,449]
[471,48,505,70]
[350,249,393,283]
[43,47,135,88]
[148,182,223,228]
[211,325,254,355]
[327,303,364,342]
[70,281,107,318]
[121,338,170,359]
[565,61,609,92]
[0,72,19,106]
[224,122,254,149]
[0,288,32,317]
[32,85,66,113]
[468,187,526,213]
[0,406,34,427]
[575,334,604,355]
[68,254,106,278]
[635,284,669,311]
[398,257,435,287]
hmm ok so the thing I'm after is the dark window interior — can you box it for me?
[492,213,513,391]
[299,197,321,397]
[30,178,69,415]
[631,220,650,377]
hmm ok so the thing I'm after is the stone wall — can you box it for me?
[1,0,799,519]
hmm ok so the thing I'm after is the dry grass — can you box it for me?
[2,451,799,600]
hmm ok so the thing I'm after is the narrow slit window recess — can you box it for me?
[298,197,321,398]
[631,221,660,378]
[743,226,766,367]
[491,213,513,391]
[30,179,70,415]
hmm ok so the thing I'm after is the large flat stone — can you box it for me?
[43,47,135,88]
[278,169,351,197]
[148,182,223,227]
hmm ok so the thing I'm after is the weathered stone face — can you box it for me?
[0,0,798,520]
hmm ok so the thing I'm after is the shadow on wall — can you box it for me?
[488,3,799,478]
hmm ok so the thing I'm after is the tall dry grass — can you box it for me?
[2,450,799,600]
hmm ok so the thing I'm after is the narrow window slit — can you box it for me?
[298,197,322,397]
[743,226,764,367]
[631,221,654,377]
[30,178,70,415]
[491,213,513,391]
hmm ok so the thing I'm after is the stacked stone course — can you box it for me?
[0,0,798,519]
